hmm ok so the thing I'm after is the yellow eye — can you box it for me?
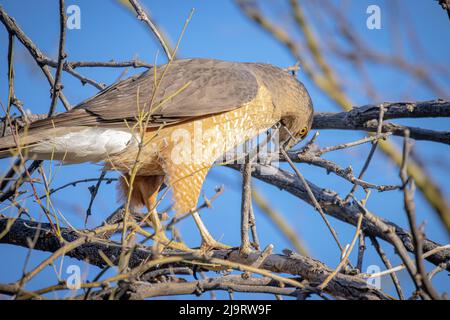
[299,126,308,138]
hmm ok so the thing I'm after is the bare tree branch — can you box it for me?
[0,217,389,300]
[313,100,450,145]
[227,164,450,270]
[0,6,71,110]
[128,0,173,61]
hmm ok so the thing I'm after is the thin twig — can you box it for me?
[345,105,386,202]
[48,0,67,116]
[0,6,71,110]
[400,130,441,299]
[85,170,107,226]
[279,147,344,252]
[369,236,405,300]
[128,0,173,61]
[356,231,365,272]
[317,213,363,290]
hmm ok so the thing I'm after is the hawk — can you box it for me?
[0,58,313,250]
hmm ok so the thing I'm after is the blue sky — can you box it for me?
[0,0,449,299]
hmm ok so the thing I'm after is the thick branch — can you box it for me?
[0,217,388,300]
[119,275,299,299]
[227,164,450,270]
[313,100,450,145]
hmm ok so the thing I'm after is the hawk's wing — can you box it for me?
[29,59,259,131]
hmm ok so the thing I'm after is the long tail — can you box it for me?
[0,127,53,159]
[0,104,78,159]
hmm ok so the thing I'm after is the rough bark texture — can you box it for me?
[0,217,388,300]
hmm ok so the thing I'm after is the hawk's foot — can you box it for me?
[199,234,231,252]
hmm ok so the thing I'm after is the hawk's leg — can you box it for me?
[131,175,191,251]
[190,210,230,250]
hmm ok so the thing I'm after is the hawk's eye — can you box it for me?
[299,126,308,138]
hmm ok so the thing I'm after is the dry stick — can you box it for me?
[245,128,280,252]
[314,123,450,146]
[15,222,126,290]
[318,213,363,290]
[224,126,281,251]
[428,264,446,280]
[356,231,365,272]
[199,271,218,300]
[62,64,106,90]
[0,189,443,296]
[279,147,344,252]
[68,59,152,68]
[15,221,43,295]
[0,7,71,110]
[0,34,27,198]
[312,101,450,145]
[241,244,274,283]
[130,277,296,300]
[0,160,42,203]
[128,0,173,61]
[93,275,299,300]
[4,32,14,136]
[0,9,65,216]
[26,55,106,90]
[18,237,85,286]
[369,236,405,300]
[0,158,22,192]
[236,161,450,269]
[240,141,252,254]
[291,151,399,192]
[400,130,441,300]
[323,120,450,146]
[18,255,187,299]
[0,283,47,300]
[0,33,31,204]
[248,202,260,250]
[251,244,274,269]
[353,200,423,296]
[316,132,391,156]
[85,170,107,226]
[48,0,67,117]
[0,6,103,93]
[316,100,450,124]
[245,245,279,301]
[190,257,304,289]
[0,105,42,205]
[26,254,303,300]
[0,218,395,300]
[367,244,450,279]
[39,177,117,200]
[345,105,386,202]
[1,107,51,230]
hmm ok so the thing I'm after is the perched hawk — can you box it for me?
[0,58,313,250]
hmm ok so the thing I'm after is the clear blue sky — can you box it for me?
[0,0,448,299]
